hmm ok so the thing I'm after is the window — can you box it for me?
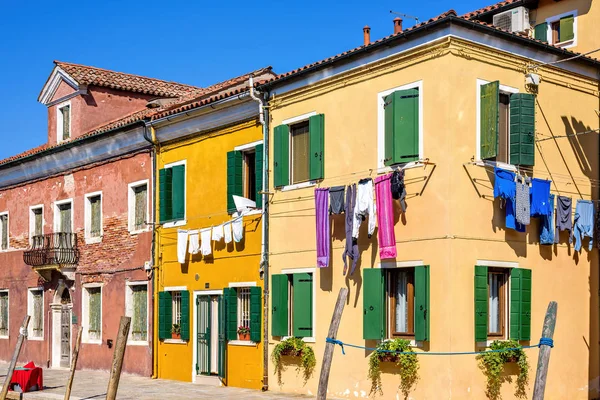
[477,80,534,166]
[474,266,532,342]
[57,102,71,142]
[28,289,44,339]
[157,289,190,341]
[224,285,262,342]
[126,283,148,343]
[363,266,430,341]
[0,213,8,251]
[128,181,148,233]
[82,286,102,343]
[271,272,314,339]
[54,200,73,233]
[30,206,43,242]
[0,291,8,338]
[85,193,102,242]
[159,161,186,225]
[273,113,324,188]
[227,142,264,212]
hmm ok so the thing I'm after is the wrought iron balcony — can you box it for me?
[23,232,80,268]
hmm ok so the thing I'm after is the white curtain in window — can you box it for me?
[395,271,409,333]
[489,274,501,333]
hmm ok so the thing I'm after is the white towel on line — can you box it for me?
[177,230,189,264]
[232,214,244,243]
[188,231,200,254]
[200,228,212,256]
[223,222,232,244]
[212,224,224,242]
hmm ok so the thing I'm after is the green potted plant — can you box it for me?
[271,337,316,386]
[476,339,529,399]
[368,339,419,397]
[171,323,181,339]
[237,326,250,341]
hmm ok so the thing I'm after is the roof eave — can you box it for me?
[37,65,80,105]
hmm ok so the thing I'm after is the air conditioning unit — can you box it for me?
[492,6,530,33]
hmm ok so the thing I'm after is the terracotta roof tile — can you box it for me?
[55,61,203,98]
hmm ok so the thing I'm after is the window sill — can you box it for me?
[383,338,424,347]
[127,340,149,346]
[280,336,316,343]
[378,160,426,173]
[554,39,575,48]
[229,340,257,347]
[162,220,186,229]
[163,338,187,344]
[85,236,102,245]
[28,336,44,341]
[129,229,150,235]
[478,339,510,347]
[280,181,317,192]
[0,336,8,340]
[474,160,517,172]
[83,340,102,345]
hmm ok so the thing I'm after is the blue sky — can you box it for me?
[0,0,489,160]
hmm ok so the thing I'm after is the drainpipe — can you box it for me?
[142,123,159,379]
[249,76,270,391]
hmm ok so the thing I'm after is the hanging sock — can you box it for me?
[200,228,212,256]
[177,230,189,264]
[189,231,200,254]
[375,174,397,259]
[573,200,594,252]
[353,178,376,239]
[212,224,224,242]
[223,222,232,244]
[342,184,359,276]
[540,195,555,245]
[530,178,552,217]
[232,214,244,243]
[329,186,345,215]
[390,170,407,212]
[315,188,331,268]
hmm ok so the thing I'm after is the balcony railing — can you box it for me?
[23,232,80,267]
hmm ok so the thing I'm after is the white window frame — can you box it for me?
[56,100,72,144]
[53,198,74,233]
[27,288,44,341]
[0,289,9,339]
[0,211,9,252]
[280,112,318,191]
[29,205,44,244]
[128,180,150,234]
[82,283,102,344]
[84,191,103,244]
[377,80,424,170]
[475,80,519,169]
[162,160,187,228]
[125,281,149,346]
[280,268,316,343]
[545,10,578,49]
[234,140,264,207]
[162,285,187,344]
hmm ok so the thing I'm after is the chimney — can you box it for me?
[394,17,403,34]
[363,25,371,45]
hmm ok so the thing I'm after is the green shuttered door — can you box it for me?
[293,273,313,337]
[224,288,238,341]
[534,23,548,42]
[158,291,172,340]
[511,269,532,340]
[509,93,535,166]
[250,287,262,342]
[384,89,419,165]
[227,151,243,213]
[560,15,574,42]
[363,268,384,340]
[309,114,325,180]
[480,81,500,160]
[271,274,289,337]
[171,165,185,220]
[255,144,264,208]
[414,265,430,341]
[273,124,290,187]
[180,290,190,341]
[474,266,488,342]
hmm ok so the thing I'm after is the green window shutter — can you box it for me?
[171,165,185,221]
[363,268,385,340]
[309,114,325,180]
[534,23,548,42]
[180,290,190,341]
[158,168,172,223]
[384,89,419,165]
[474,265,488,342]
[560,15,574,42]
[480,81,499,160]
[520,269,532,341]
[271,274,289,337]
[224,288,238,341]
[158,291,172,340]
[509,93,535,166]
[255,144,264,208]
[226,151,243,213]
[292,273,313,337]
[218,296,227,379]
[414,265,430,341]
[510,268,522,340]
[250,286,262,342]
[273,124,290,188]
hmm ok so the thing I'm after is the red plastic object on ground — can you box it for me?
[10,362,43,393]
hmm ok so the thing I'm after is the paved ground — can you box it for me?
[0,363,314,400]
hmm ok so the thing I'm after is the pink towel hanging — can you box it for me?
[375,174,397,260]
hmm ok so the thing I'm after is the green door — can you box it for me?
[196,295,211,375]
[218,294,227,382]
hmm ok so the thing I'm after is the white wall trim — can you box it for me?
[380,260,424,268]
[128,179,150,234]
[53,198,74,233]
[281,111,317,125]
[84,191,103,244]
[0,211,9,252]
[281,267,317,274]
[28,204,44,244]
[234,140,263,152]
[476,259,519,269]
[195,290,223,296]
[228,282,257,288]
[27,288,44,340]
[164,160,187,168]
[163,286,187,291]
[125,281,149,346]
[545,10,578,49]
[377,80,424,169]
[81,285,102,344]
[280,181,317,192]
[38,67,80,104]
[56,100,72,144]
[0,289,8,339]
[475,79,519,162]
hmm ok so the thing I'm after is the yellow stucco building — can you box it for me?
[150,69,274,389]
[262,6,600,400]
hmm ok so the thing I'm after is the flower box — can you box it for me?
[238,332,250,341]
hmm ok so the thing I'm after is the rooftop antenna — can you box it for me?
[390,10,420,24]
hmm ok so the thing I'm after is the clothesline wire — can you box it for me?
[535,128,600,143]
[529,46,600,68]
[316,159,433,187]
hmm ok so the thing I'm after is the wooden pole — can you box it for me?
[106,316,131,400]
[63,326,83,400]
[532,301,558,400]
[317,288,348,400]
[0,315,31,400]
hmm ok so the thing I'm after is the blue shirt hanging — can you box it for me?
[530,178,552,217]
